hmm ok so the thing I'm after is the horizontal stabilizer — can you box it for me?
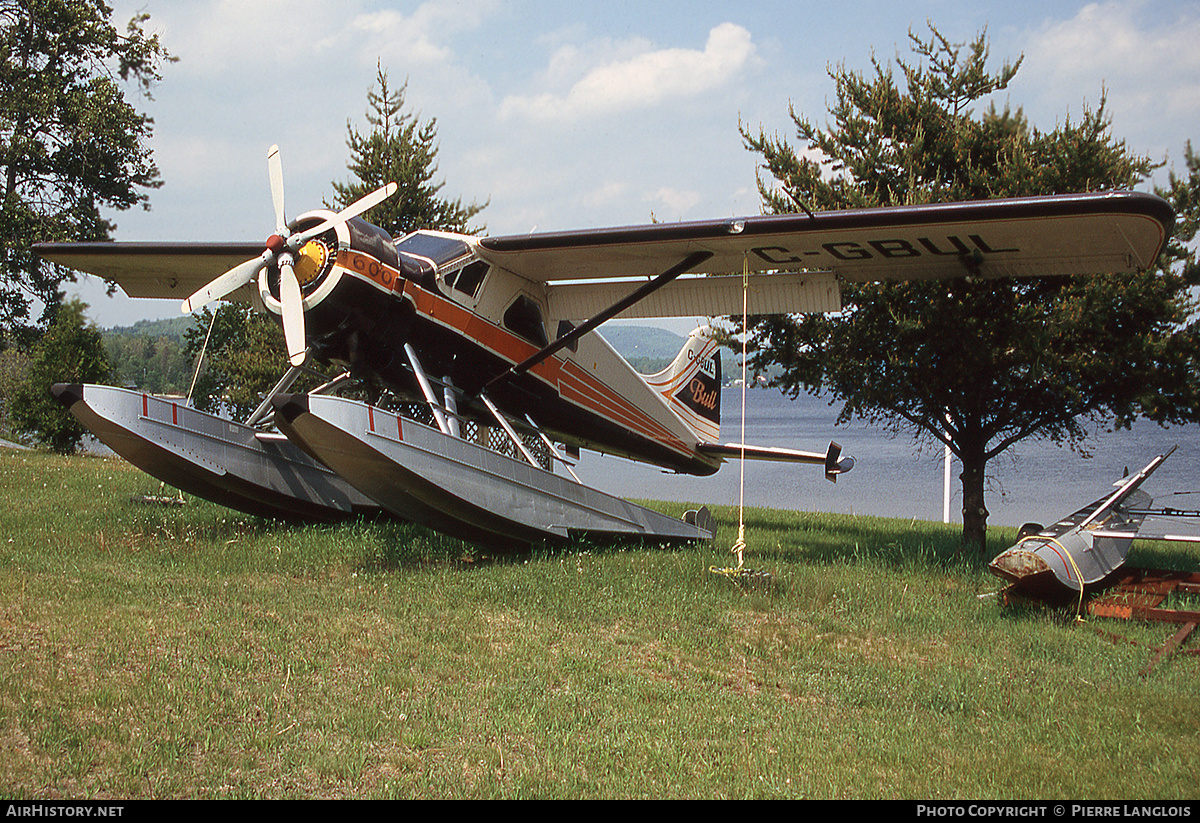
[696,440,854,483]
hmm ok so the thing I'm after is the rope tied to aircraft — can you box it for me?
[711,254,771,586]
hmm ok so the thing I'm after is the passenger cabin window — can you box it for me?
[503,295,549,348]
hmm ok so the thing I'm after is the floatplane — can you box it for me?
[35,146,1175,548]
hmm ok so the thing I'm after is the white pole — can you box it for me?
[943,441,952,523]
[942,413,952,523]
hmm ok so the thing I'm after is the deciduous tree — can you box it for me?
[739,25,1200,555]
[10,297,110,452]
[183,306,289,422]
[0,0,173,343]
[104,318,192,394]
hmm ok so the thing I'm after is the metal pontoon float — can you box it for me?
[271,392,712,548]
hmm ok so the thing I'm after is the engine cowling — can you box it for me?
[257,210,401,318]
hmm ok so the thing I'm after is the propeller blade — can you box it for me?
[181,252,269,313]
[278,254,307,366]
[268,144,286,235]
[290,181,398,247]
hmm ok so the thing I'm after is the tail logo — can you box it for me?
[673,351,721,427]
[688,377,718,411]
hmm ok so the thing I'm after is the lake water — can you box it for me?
[573,386,1200,528]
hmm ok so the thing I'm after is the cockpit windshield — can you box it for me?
[394,231,473,269]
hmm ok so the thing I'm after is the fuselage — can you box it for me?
[267,216,723,476]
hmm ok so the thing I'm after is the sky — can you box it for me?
[67,0,1200,328]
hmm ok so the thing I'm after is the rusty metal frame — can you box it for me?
[1085,567,1200,676]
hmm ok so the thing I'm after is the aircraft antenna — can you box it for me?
[711,254,771,586]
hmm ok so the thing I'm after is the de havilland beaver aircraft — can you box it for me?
[36,146,1175,548]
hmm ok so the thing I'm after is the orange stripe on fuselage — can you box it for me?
[338,249,405,294]
[333,254,697,461]
[395,279,694,460]
[557,361,690,453]
[403,281,563,386]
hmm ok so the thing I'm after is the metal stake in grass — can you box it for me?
[710,522,772,585]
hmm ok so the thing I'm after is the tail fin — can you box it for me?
[643,325,721,442]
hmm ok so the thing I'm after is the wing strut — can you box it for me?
[480,250,714,396]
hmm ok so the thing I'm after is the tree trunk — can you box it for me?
[959,435,989,559]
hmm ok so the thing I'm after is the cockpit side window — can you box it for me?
[440,259,489,301]
[503,294,549,348]
[453,260,489,297]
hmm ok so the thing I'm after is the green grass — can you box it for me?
[1,448,1197,799]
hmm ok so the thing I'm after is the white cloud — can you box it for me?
[499,23,759,123]
[1019,1,1200,162]
[583,181,630,209]
[349,0,500,68]
[645,187,702,218]
[351,10,455,65]
[1025,2,1190,80]
[142,1,352,77]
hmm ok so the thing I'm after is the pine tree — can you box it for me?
[739,25,1200,555]
[329,65,485,236]
[193,71,487,416]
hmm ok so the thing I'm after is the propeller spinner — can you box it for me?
[181,145,397,366]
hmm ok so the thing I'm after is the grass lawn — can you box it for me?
[1,448,1197,799]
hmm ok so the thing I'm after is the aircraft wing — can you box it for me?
[33,241,264,302]
[34,192,1172,312]
[988,449,1176,594]
[477,192,1174,284]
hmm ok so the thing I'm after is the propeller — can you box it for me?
[181,145,398,367]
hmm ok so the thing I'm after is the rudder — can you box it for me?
[643,325,721,442]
